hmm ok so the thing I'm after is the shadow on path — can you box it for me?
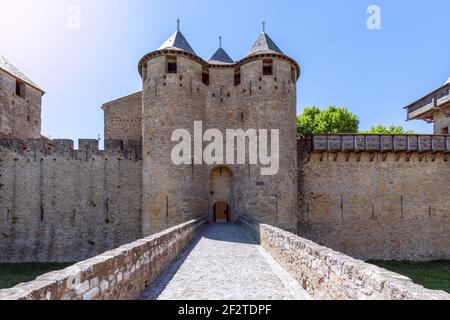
[201,223,257,245]
[140,223,311,300]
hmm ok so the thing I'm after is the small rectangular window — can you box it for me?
[291,66,296,83]
[202,68,209,86]
[263,60,273,76]
[234,70,241,86]
[15,80,25,98]
[440,127,449,134]
[166,56,177,74]
[142,65,148,82]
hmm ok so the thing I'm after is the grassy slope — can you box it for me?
[368,260,450,294]
[0,263,73,290]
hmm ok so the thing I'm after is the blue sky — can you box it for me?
[1,0,450,141]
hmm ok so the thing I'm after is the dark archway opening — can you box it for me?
[210,166,233,224]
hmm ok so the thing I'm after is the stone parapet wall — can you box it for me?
[239,215,450,300]
[0,219,204,300]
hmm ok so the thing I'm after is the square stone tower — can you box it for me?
[0,56,44,139]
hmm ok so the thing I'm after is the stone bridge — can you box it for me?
[0,217,448,300]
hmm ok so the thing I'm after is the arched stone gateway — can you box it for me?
[210,166,233,223]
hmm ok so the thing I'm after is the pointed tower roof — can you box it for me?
[209,36,234,64]
[0,56,44,93]
[158,19,196,55]
[247,22,284,56]
[445,76,450,85]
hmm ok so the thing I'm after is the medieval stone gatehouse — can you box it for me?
[0,23,449,263]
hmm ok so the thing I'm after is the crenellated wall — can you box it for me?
[297,135,450,261]
[0,138,143,262]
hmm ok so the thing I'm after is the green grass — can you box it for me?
[0,263,73,290]
[368,260,450,293]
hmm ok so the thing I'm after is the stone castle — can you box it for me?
[0,24,449,263]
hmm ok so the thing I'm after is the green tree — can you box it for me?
[361,125,415,134]
[297,106,359,135]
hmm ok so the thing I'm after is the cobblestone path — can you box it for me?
[140,223,311,300]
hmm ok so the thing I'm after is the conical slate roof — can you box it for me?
[247,32,284,56]
[0,55,44,92]
[158,31,196,56]
[209,48,234,64]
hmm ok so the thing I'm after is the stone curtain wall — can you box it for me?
[239,215,450,300]
[297,135,450,261]
[0,138,142,262]
[0,219,204,300]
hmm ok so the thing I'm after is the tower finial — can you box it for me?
[262,21,266,33]
[219,36,222,49]
[177,18,180,32]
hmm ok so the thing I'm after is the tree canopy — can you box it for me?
[296,106,415,136]
[361,125,415,134]
[296,106,360,135]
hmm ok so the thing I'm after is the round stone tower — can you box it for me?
[235,29,300,232]
[138,24,208,235]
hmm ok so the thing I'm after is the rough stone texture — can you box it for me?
[0,68,42,140]
[0,138,142,262]
[102,92,143,141]
[297,137,450,261]
[141,51,298,236]
[434,105,450,134]
[239,215,450,300]
[142,55,208,236]
[141,223,311,300]
[0,219,204,300]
